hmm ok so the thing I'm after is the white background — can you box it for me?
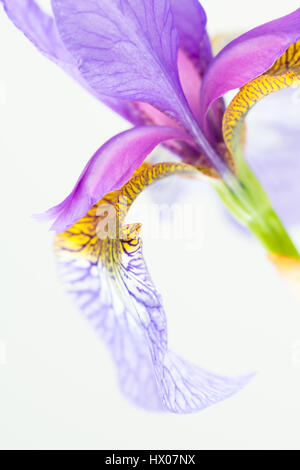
[1,0,300,450]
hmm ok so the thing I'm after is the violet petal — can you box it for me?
[42,125,192,233]
[245,88,300,228]
[200,8,300,134]
[56,217,252,414]
[51,0,193,127]
[0,0,141,122]
[170,0,213,74]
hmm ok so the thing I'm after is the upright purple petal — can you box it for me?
[1,0,74,66]
[42,125,192,233]
[51,0,193,127]
[170,0,213,74]
[0,0,141,123]
[200,8,300,133]
[57,253,165,412]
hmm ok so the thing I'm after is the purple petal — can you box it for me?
[57,254,165,411]
[56,207,253,414]
[43,125,192,233]
[200,8,300,134]
[0,1,208,128]
[177,49,203,123]
[245,88,300,227]
[0,0,80,74]
[134,48,203,132]
[51,0,193,127]
[1,0,68,61]
[0,0,141,122]
[170,0,213,74]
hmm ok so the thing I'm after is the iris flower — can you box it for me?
[2,0,300,413]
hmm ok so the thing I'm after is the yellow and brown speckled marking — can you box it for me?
[55,162,198,269]
[223,41,300,158]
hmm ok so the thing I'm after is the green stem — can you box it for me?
[248,207,300,257]
[211,157,300,259]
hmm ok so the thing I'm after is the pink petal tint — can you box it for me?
[245,88,300,227]
[0,0,70,63]
[57,237,254,413]
[170,0,213,74]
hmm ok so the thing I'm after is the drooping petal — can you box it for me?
[200,8,300,135]
[223,41,300,157]
[0,0,71,64]
[42,125,193,233]
[55,163,253,414]
[170,0,213,74]
[51,0,194,128]
[222,42,300,226]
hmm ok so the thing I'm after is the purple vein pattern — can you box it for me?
[55,163,252,413]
